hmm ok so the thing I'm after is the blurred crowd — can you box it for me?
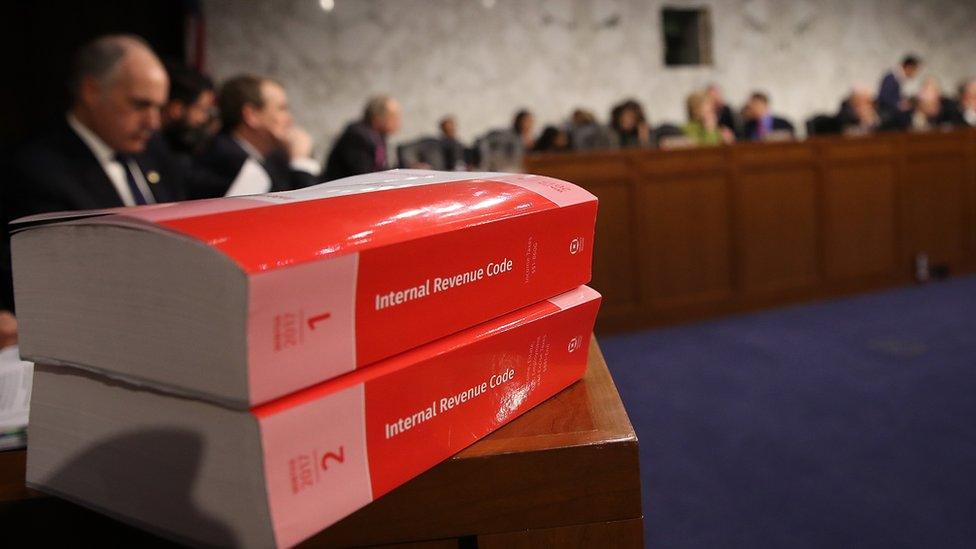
[1,38,975,337]
[397,55,976,169]
[518,55,975,155]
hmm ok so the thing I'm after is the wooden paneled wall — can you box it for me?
[525,129,976,333]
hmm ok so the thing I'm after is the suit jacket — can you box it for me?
[441,137,467,170]
[938,98,976,128]
[877,71,902,115]
[742,116,795,140]
[193,133,317,199]
[321,121,386,182]
[887,101,959,131]
[952,104,976,128]
[717,104,737,135]
[834,100,874,133]
[1,120,186,310]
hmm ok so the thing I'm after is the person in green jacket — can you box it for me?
[682,91,733,147]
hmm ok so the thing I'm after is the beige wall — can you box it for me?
[205,0,976,152]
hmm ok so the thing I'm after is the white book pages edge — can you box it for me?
[0,345,33,434]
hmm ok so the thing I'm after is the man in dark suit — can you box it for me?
[158,63,239,200]
[2,35,185,313]
[439,115,468,170]
[193,75,318,198]
[321,95,402,182]
[836,86,881,134]
[877,54,921,117]
[887,78,958,132]
[5,126,184,214]
[161,63,216,157]
[706,83,738,138]
[950,78,976,128]
[742,92,795,141]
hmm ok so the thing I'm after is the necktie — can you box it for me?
[760,115,773,139]
[374,137,387,169]
[114,153,148,205]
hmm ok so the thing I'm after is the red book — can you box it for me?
[27,286,602,547]
[12,170,597,407]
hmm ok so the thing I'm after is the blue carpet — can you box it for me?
[600,276,976,548]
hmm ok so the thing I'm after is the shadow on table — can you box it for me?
[4,428,236,547]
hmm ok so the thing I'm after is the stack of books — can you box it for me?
[12,169,601,547]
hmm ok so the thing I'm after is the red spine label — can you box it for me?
[362,295,600,497]
[255,287,601,547]
[356,201,596,366]
[141,176,598,404]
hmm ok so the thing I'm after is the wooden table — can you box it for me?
[0,337,643,547]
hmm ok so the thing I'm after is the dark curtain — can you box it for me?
[0,0,191,149]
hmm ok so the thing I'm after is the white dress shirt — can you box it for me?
[224,137,273,197]
[66,114,155,206]
[964,108,976,127]
[224,135,320,197]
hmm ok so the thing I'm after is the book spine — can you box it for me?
[254,288,600,548]
[246,200,597,405]
[355,200,596,365]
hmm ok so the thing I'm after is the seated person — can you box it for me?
[532,126,570,153]
[567,108,617,150]
[742,92,795,141]
[195,74,318,197]
[952,78,976,127]
[159,63,239,195]
[438,115,468,170]
[682,91,732,146]
[512,109,537,151]
[892,78,955,132]
[2,34,186,312]
[705,83,738,136]
[837,86,881,134]
[161,63,216,156]
[610,99,651,148]
[570,108,597,129]
[322,95,401,181]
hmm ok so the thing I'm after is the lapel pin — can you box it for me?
[147,171,161,184]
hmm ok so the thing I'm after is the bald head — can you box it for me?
[959,78,976,109]
[705,83,723,104]
[363,95,401,136]
[71,34,169,153]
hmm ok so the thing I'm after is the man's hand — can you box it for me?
[285,126,314,161]
[0,311,17,348]
[637,121,652,147]
[720,127,736,144]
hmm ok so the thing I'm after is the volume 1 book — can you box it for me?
[12,170,597,406]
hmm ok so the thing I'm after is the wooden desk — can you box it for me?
[0,337,643,548]
[526,129,976,333]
